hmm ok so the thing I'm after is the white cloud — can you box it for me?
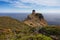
[10,1,32,8]
[0,0,32,8]
[0,0,60,13]
[1,0,60,8]
[20,0,60,6]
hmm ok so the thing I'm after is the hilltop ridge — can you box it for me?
[24,10,47,27]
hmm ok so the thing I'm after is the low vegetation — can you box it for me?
[38,26,60,40]
[0,27,52,40]
[0,17,60,40]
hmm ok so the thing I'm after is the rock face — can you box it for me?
[24,10,47,27]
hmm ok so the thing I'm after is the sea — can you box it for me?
[0,13,60,25]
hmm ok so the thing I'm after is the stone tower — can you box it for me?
[32,10,35,14]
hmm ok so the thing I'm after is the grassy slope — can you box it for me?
[38,26,60,40]
[0,16,31,32]
[0,16,52,40]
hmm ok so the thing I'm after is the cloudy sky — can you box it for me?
[0,0,60,13]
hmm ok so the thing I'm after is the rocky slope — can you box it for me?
[0,16,52,40]
[24,10,47,27]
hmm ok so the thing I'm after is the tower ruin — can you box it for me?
[32,10,35,14]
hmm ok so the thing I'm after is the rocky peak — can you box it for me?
[24,10,47,27]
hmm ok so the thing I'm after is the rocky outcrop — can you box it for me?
[24,10,47,27]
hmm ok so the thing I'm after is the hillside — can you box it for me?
[0,16,53,40]
[0,16,29,29]
[0,10,60,40]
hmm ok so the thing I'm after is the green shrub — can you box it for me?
[39,26,60,35]
[19,34,52,40]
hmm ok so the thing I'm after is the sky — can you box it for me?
[0,0,60,13]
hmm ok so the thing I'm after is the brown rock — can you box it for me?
[24,10,47,27]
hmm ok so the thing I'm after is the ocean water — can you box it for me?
[43,13,60,25]
[0,13,29,21]
[0,13,60,25]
